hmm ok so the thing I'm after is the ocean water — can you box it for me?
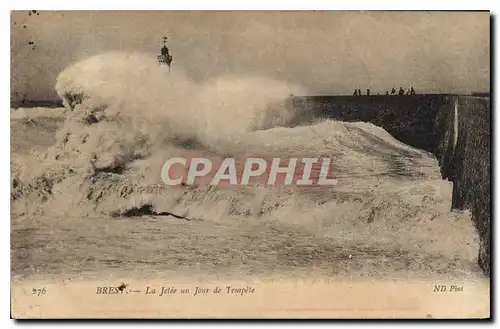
[10,52,481,279]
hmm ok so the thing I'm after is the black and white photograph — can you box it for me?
[9,10,491,319]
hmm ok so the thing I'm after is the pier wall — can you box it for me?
[292,94,491,275]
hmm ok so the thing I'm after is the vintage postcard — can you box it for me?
[10,10,491,319]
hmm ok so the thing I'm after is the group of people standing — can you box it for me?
[353,86,416,96]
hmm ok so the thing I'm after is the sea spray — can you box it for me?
[55,51,305,151]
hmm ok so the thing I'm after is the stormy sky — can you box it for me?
[11,11,490,101]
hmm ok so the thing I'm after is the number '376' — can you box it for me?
[32,288,46,296]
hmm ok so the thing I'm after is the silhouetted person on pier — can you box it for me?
[391,88,396,95]
[357,88,362,96]
[410,86,416,95]
[398,87,405,95]
[385,91,389,95]
[366,89,370,96]
[353,89,358,96]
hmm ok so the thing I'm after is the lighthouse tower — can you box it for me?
[157,36,173,71]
